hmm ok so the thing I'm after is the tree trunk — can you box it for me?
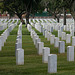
[74,19,75,36]
[64,8,66,25]
[54,13,57,20]
[32,14,35,19]
[26,12,30,27]
[57,13,61,23]
[70,13,75,35]
[57,17,59,23]
[17,13,25,24]
[20,17,25,24]
[54,13,60,23]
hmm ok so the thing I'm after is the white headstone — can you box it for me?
[61,32,66,40]
[33,35,39,45]
[15,40,22,56]
[60,26,63,32]
[66,34,71,43]
[59,41,65,53]
[47,32,51,41]
[67,46,74,61]
[50,35,55,44]
[37,42,44,55]
[50,27,53,32]
[42,47,50,63]
[64,25,66,31]
[16,48,24,65]
[35,38,41,49]
[43,29,46,36]
[70,30,74,36]
[45,30,47,38]
[0,36,4,47]
[58,30,62,37]
[48,54,57,73]
[54,37,59,47]
[30,30,33,38]
[72,36,75,46]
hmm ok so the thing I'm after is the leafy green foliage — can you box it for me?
[2,0,42,16]
[41,0,62,13]
[62,0,74,8]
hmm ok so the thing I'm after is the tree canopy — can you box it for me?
[1,0,42,26]
[0,0,75,26]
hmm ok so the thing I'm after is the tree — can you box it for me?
[61,0,75,25]
[2,0,42,27]
[70,0,75,32]
[70,0,75,20]
[23,0,42,26]
[41,0,62,23]
[0,0,3,12]
[2,0,26,24]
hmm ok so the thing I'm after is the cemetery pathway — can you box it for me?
[22,25,48,75]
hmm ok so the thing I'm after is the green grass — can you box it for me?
[64,31,70,34]
[0,23,75,75]
[0,29,7,36]
[52,30,58,37]
[31,25,75,75]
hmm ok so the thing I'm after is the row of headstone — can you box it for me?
[0,19,18,51]
[44,30,65,53]
[0,22,7,31]
[34,22,72,45]
[32,21,73,56]
[33,19,75,61]
[30,18,75,73]
[31,19,73,64]
[29,18,57,24]
[59,18,74,24]
[30,20,66,53]
[0,28,9,50]
[8,22,17,32]
[0,19,8,22]
[31,22,75,73]
[30,18,74,34]
[35,23,42,33]
[15,23,24,65]
[27,24,32,32]
[58,30,71,43]
[30,19,72,45]
[67,46,74,61]
[8,19,18,27]
[29,26,57,73]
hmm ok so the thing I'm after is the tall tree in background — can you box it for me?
[62,0,75,25]
[0,0,3,13]
[23,0,42,26]
[70,0,75,32]
[3,0,26,24]
[2,0,42,27]
[41,0,62,23]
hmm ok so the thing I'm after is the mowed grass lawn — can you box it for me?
[0,24,75,75]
